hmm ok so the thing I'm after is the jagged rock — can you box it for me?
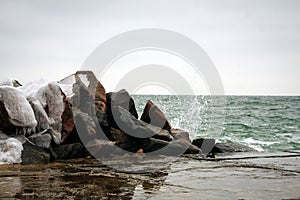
[0,86,37,133]
[20,79,73,144]
[52,143,87,159]
[170,129,200,154]
[22,142,50,164]
[106,89,138,129]
[64,109,97,144]
[192,138,216,155]
[111,106,173,144]
[61,94,75,142]
[0,138,23,164]
[59,71,106,113]
[28,131,52,149]
[0,78,22,87]
[140,100,171,131]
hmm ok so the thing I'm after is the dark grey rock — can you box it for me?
[213,142,257,153]
[106,89,138,129]
[22,142,50,164]
[28,132,52,149]
[52,142,87,159]
[111,106,173,143]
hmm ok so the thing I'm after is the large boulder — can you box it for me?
[106,89,138,128]
[0,86,37,133]
[20,79,73,144]
[21,141,50,164]
[140,100,171,131]
[59,71,106,113]
[111,106,173,145]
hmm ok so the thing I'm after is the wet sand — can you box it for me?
[0,151,299,199]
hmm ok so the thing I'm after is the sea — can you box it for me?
[132,95,300,152]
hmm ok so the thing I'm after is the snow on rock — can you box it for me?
[0,138,23,164]
[20,79,65,144]
[0,78,22,87]
[0,86,37,129]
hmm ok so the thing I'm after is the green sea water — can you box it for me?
[132,95,300,152]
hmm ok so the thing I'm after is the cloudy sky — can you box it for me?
[0,0,299,95]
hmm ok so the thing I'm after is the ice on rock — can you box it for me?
[0,78,22,87]
[0,86,37,128]
[0,138,23,164]
[58,74,77,98]
[20,79,65,144]
[78,74,90,88]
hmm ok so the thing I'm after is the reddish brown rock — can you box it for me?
[61,92,75,143]
[59,71,106,113]
[140,100,171,131]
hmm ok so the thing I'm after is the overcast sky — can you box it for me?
[0,0,299,95]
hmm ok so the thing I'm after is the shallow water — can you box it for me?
[0,152,299,199]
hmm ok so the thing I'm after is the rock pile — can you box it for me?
[0,71,255,165]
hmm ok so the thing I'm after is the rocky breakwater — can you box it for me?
[0,71,255,165]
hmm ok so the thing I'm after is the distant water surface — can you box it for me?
[133,95,300,152]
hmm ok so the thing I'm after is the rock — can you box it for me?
[61,94,75,142]
[106,89,138,128]
[192,138,216,155]
[0,86,37,133]
[108,127,129,143]
[22,142,50,165]
[140,100,171,131]
[52,143,87,159]
[111,106,173,143]
[0,138,23,164]
[0,78,22,87]
[59,71,106,113]
[20,79,70,144]
[143,138,195,156]
[28,131,52,149]
[212,142,257,153]
[170,129,200,154]
[86,139,125,157]
[143,121,173,141]
[192,139,256,154]
[136,149,143,153]
[170,128,191,142]
[68,110,97,144]
[143,138,169,153]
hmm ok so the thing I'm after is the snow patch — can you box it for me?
[20,79,65,144]
[0,138,23,164]
[0,86,37,128]
[0,78,14,86]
